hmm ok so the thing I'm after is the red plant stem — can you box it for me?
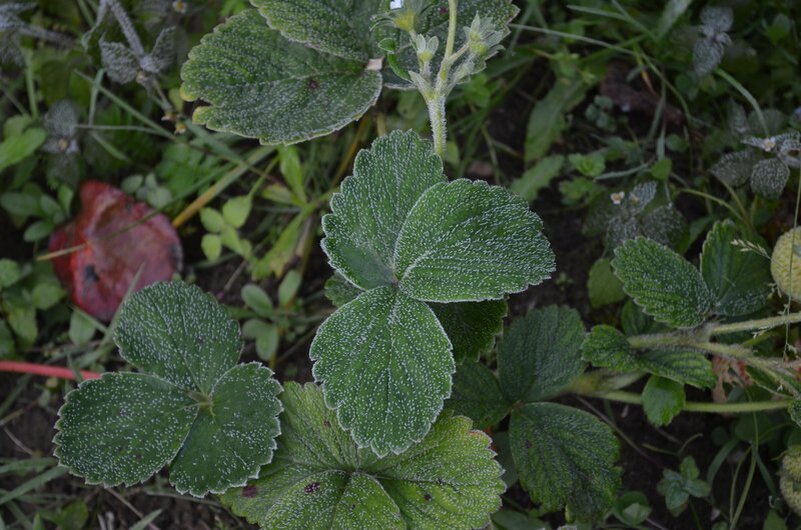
[0,361,101,381]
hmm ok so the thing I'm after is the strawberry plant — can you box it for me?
[6,0,801,527]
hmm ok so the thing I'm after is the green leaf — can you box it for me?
[641,376,685,427]
[199,208,225,233]
[324,272,363,307]
[32,283,65,310]
[498,306,585,403]
[446,361,509,429]
[322,130,444,290]
[0,127,47,172]
[54,373,198,487]
[168,363,283,496]
[525,75,589,162]
[582,325,639,372]
[429,300,506,363]
[201,234,222,261]
[0,259,21,289]
[657,0,692,39]
[700,220,771,316]
[221,383,505,530]
[310,286,454,456]
[56,282,283,497]
[395,179,555,302]
[509,155,564,202]
[68,311,96,346]
[241,284,274,316]
[114,282,242,394]
[613,237,714,328]
[656,456,710,516]
[510,402,620,521]
[637,350,716,389]
[222,196,252,229]
[278,269,302,307]
[181,10,382,145]
[583,326,716,388]
[322,132,553,302]
[252,0,383,61]
[588,258,625,308]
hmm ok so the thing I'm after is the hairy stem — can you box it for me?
[710,311,801,336]
[425,0,459,158]
[580,389,790,414]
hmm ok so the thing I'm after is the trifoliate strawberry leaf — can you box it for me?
[395,179,555,302]
[322,132,553,301]
[700,220,771,317]
[642,376,685,427]
[322,130,444,291]
[221,383,505,529]
[180,10,382,145]
[498,306,586,403]
[310,286,454,456]
[446,361,510,429]
[55,282,283,497]
[251,0,385,61]
[612,237,714,328]
[430,300,507,363]
[510,402,621,521]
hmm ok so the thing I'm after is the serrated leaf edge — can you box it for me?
[612,236,711,328]
[310,287,456,457]
[172,361,284,497]
[52,371,196,489]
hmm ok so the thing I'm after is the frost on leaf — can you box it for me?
[251,0,385,61]
[510,402,621,521]
[221,383,505,530]
[54,282,283,497]
[750,158,789,199]
[497,306,585,403]
[317,131,553,455]
[395,179,555,302]
[582,325,715,388]
[322,130,444,290]
[310,286,454,456]
[612,237,714,328]
[180,10,382,145]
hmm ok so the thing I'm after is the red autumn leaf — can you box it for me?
[49,180,183,321]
